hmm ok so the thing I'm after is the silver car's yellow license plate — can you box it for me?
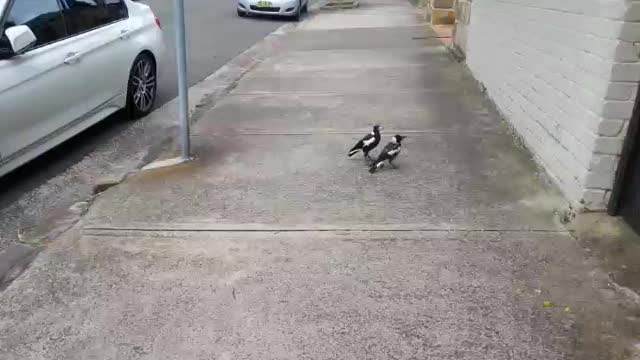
[256,1,272,7]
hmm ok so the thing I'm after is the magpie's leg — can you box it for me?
[389,160,397,169]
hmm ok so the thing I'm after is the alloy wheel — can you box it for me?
[131,57,156,113]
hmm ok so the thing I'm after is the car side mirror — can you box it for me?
[3,25,36,56]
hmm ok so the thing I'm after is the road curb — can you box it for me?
[145,0,328,131]
[136,21,297,161]
[0,244,38,291]
[131,0,333,168]
[137,0,328,164]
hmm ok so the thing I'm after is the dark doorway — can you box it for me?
[609,83,640,233]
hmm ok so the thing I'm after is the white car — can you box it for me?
[0,0,165,178]
[237,0,309,20]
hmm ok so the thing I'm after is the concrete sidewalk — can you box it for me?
[0,0,636,359]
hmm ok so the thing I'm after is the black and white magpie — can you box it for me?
[369,135,406,173]
[348,125,382,161]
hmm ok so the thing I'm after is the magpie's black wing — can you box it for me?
[386,143,401,157]
[374,142,397,162]
[349,133,374,155]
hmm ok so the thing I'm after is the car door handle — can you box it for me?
[119,29,130,40]
[63,52,81,65]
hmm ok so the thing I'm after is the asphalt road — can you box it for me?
[0,0,290,252]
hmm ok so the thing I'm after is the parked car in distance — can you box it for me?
[0,0,165,178]
[237,0,309,20]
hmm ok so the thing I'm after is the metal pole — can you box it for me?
[174,0,190,160]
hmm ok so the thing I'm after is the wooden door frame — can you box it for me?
[608,82,640,215]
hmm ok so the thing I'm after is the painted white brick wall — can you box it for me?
[465,0,640,210]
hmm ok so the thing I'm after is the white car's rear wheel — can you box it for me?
[126,53,157,119]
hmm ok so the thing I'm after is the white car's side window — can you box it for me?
[0,0,130,56]
[59,0,128,36]
[0,0,67,52]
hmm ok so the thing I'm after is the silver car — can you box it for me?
[237,0,309,20]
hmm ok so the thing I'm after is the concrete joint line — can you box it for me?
[210,130,458,136]
[83,226,568,235]
[270,47,442,55]
[228,89,451,97]
[244,62,448,77]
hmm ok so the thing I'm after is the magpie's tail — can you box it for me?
[348,148,360,157]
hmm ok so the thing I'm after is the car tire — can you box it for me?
[126,53,157,120]
[237,8,247,17]
[293,0,301,21]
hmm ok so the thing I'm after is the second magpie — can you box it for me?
[369,135,405,173]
